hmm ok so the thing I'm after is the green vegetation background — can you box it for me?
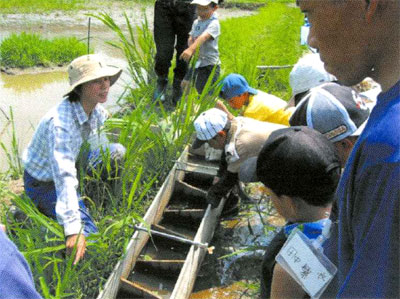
[1,2,304,298]
[0,33,89,68]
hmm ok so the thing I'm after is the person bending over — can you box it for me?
[216,73,294,125]
[192,108,285,208]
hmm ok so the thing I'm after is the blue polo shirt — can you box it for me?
[324,80,400,298]
[0,230,42,298]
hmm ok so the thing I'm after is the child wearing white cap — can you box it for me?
[180,0,221,96]
[23,54,126,265]
[192,108,285,208]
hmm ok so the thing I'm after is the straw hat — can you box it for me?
[64,54,122,97]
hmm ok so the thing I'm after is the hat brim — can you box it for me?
[239,156,259,183]
[63,66,122,98]
[192,138,207,150]
[247,86,258,96]
[351,118,368,137]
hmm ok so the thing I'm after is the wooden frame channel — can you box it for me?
[97,147,225,299]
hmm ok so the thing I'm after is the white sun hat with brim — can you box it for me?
[64,54,122,97]
[191,0,218,5]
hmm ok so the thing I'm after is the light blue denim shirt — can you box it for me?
[23,99,108,236]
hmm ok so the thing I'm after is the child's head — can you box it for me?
[240,126,341,220]
[219,73,258,109]
[288,53,335,107]
[191,0,218,20]
[289,82,370,167]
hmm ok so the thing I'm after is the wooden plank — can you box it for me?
[98,145,222,299]
[135,260,185,272]
[119,277,162,299]
[175,160,218,176]
[170,197,227,299]
[164,209,205,219]
[97,148,187,299]
[174,179,207,198]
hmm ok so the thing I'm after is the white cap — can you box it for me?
[191,0,218,5]
[193,108,228,148]
[290,53,335,96]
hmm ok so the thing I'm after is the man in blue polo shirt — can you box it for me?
[296,0,399,297]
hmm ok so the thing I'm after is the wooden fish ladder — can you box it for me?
[97,147,226,299]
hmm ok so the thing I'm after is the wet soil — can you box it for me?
[190,184,286,298]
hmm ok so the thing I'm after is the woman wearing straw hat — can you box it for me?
[22,54,125,265]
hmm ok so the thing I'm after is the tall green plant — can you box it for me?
[90,12,155,89]
[219,3,305,99]
[0,108,22,178]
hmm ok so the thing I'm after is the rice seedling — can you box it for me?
[0,0,153,13]
[0,108,22,179]
[219,2,305,99]
[0,0,84,13]
[0,32,90,68]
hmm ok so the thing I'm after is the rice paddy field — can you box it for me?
[0,1,305,297]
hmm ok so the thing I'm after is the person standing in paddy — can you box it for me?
[180,0,221,95]
[152,0,196,104]
[23,54,126,265]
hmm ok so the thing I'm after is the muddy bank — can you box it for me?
[1,65,67,76]
[0,4,256,173]
[0,3,255,35]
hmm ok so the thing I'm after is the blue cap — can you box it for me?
[220,74,258,100]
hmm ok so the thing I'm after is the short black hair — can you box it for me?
[67,86,81,102]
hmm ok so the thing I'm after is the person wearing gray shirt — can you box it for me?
[180,0,221,95]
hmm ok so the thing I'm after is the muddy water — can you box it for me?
[0,6,255,172]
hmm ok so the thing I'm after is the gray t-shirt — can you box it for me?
[190,13,220,68]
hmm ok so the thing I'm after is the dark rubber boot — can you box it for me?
[172,78,183,106]
[153,77,168,102]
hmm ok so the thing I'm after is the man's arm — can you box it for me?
[337,161,399,298]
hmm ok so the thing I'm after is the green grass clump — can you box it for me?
[0,32,90,68]
[0,0,84,13]
[0,0,152,13]
[220,2,305,99]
